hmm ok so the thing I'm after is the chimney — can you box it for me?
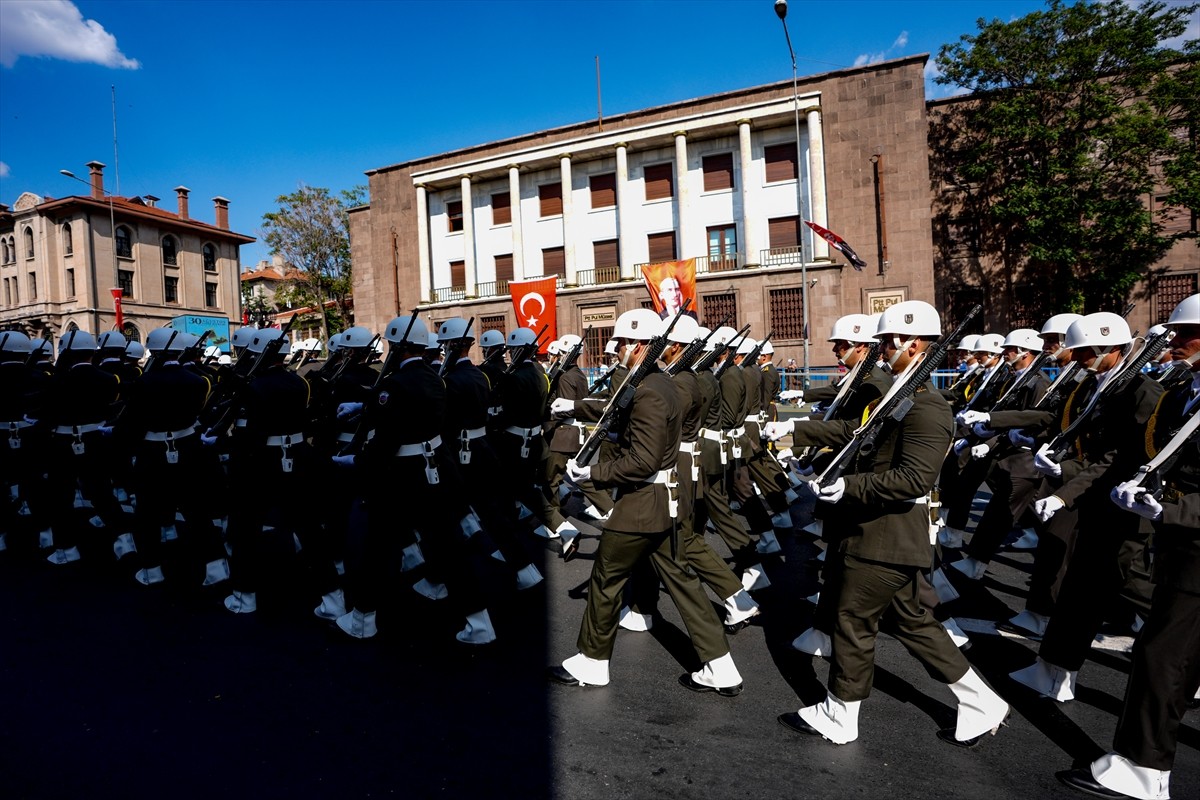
[175,186,190,219]
[87,161,106,200]
[212,196,230,229]
[144,194,159,208]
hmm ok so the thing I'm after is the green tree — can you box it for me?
[930,0,1198,319]
[261,184,363,345]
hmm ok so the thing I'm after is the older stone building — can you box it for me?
[0,161,253,344]
[349,56,935,370]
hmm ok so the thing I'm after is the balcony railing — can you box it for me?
[431,285,466,303]
[694,253,745,274]
[474,279,510,298]
[760,246,803,267]
[576,264,622,287]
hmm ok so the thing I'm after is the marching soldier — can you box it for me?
[772,301,1008,747]
[491,328,551,537]
[538,333,586,556]
[549,308,743,694]
[0,332,51,556]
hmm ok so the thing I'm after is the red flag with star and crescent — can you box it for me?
[509,276,558,354]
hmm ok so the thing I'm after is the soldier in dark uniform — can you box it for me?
[759,340,781,421]
[490,328,551,539]
[42,330,124,564]
[0,332,51,556]
[1010,312,1165,702]
[776,301,1008,747]
[1057,293,1200,800]
[537,334,586,556]
[548,309,743,693]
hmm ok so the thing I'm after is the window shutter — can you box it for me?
[768,216,801,249]
[450,260,466,288]
[702,153,734,192]
[764,143,798,183]
[542,247,565,278]
[647,231,677,263]
[590,173,616,208]
[539,183,563,217]
[492,193,511,225]
[644,164,674,201]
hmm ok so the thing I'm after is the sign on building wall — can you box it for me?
[865,288,907,314]
[170,314,232,352]
[581,305,617,326]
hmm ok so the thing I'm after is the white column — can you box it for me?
[508,165,524,280]
[460,175,477,296]
[415,184,431,303]
[674,132,690,258]
[560,155,576,285]
[615,143,633,280]
[738,120,761,267]
[806,105,829,260]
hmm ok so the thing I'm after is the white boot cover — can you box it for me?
[38,529,54,549]
[791,627,832,656]
[160,525,178,542]
[930,567,961,603]
[950,557,986,580]
[1010,656,1076,702]
[456,609,497,645]
[1009,528,1039,550]
[203,558,231,586]
[224,590,257,614]
[741,564,771,592]
[562,653,610,686]
[723,590,760,625]
[618,606,653,632]
[691,652,743,690]
[771,510,794,530]
[412,578,449,601]
[515,563,544,590]
[533,524,558,539]
[949,667,1009,741]
[1007,610,1050,637]
[942,617,971,649]
[113,532,137,560]
[756,530,782,554]
[400,543,425,572]
[797,692,861,745]
[938,526,965,549]
[47,546,81,565]
[135,566,165,585]
[314,588,347,620]
[803,519,824,536]
[1091,753,1171,800]
[555,521,579,546]
[336,608,378,639]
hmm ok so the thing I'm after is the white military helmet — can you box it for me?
[507,327,537,347]
[957,334,981,352]
[339,326,374,348]
[231,327,257,349]
[425,330,441,351]
[736,337,758,355]
[125,340,145,360]
[875,301,941,338]
[480,330,505,348]
[1041,313,1085,336]
[546,340,562,356]
[437,317,475,343]
[613,308,663,341]
[1063,312,1132,351]
[829,314,876,344]
[705,326,739,352]
[217,354,232,365]
[96,331,128,351]
[173,333,200,353]
[0,331,32,354]
[666,315,701,345]
[31,338,53,357]
[1147,324,1170,338]
[558,333,583,349]
[246,327,286,354]
[1002,328,1044,352]
[1166,293,1199,327]
[384,315,428,345]
[58,330,97,352]
[145,327,177,352]
[761,341,774,355]
[974,333,1006,355]
[204,345,222,360]
[603,338,619,356]
[301,337,322,352]
[327,336,341,354]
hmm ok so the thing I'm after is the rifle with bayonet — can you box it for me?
[204,318,297,437]
[178,329,214,367]
[575,300,691,466]
[545,330,586,410]
[439,317,474,378]
[504,324,550,376]
[692,323,750,375]
[666,317,729,377]
[336,311,420,456]
[817,304,983,487]
[793,339,882,470]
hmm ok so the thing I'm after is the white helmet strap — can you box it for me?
[888,335,915,368]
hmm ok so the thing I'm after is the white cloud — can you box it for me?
[0,162,10,178]
[0,0,139,69]
[855,30,910,67]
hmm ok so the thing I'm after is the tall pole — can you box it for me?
[60,168,121,331]
[775,0,810,389]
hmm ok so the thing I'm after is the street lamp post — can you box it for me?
[60,168,120,332]
[774,0,811,390]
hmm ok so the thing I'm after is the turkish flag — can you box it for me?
[509,276,557,353]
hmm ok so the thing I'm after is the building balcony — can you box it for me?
[633,253,746,276]
[760,245,803,267]
[431,285,467,303]
[576,264,622,287]
[474,279,510,298]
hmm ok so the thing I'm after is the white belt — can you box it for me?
[678,441,700,482]
[396,434,443,457]
[5,419,32,451]
[265,432,305,447]
[505,425,540,459]
[235,418,248,428]
[144,426,196,442]
[336,430,376,443]
[645,468,676,485]
[461,426,488,440]
[456,426,487,465]
[54,423,103,435]
[907,496,928,505]
[643,468,679,518]
[487,405,502,417]
[725,427,745,460]
[4,419,32,430]
[744,415,760,424]
[700,428,724,443]
[728,426,746,438]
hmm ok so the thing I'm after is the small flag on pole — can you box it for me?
[805,220,867,271]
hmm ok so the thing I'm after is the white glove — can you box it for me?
[972,422,996,439]
[200,430,220,447]
[1033,444,1062,477]
[565,458,591,484]
[1033,495,1065,521]
[550,397,576,418]
[762,420,794,441]
[953,438,970,455]
[1008,429,1036,448]
[958,410,991,427]
[336,402,364,421]
[331,454,356,469]
[970,443,991,460]
[1110,480,1164,521]
[802,477,845,504]
[779,389,805,403]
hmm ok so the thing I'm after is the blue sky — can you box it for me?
[1,0,1193,267]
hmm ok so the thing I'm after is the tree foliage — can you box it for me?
[930,0,1198,318]
[260,184,366,343]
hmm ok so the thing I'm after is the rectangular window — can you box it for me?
[66,268,75,298]
[702,153,734,192]
[542,246,566,278]
[590,173,616,209]
[539,183,563,218]
[492,192,511,225]
[28,273,37,300]
[1156,272,1199,324]
[165,276,179,304]
[3,278,9,305]
[701,292,737,329]
[447,200,464,233]
[768,216,801,249]
[449,260,466,290]
[119,269,134,298]
[644,163,674,201]
[583,325,613,368]
[479,313,507,336]
[592,239,620,283]
[764,143,798,183]
[494,254,514,290]
[205,281,218,308]
[769,287,805,340]
[707,225,737,271]
[647,231,677,264]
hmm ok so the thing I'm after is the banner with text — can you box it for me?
[510,276,558,354]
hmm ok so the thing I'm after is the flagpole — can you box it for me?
[776,0,810,390]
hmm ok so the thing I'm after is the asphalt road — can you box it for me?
[1,467,1196,800]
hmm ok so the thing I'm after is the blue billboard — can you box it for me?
[169,314,232,353]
